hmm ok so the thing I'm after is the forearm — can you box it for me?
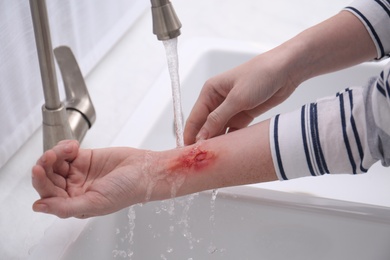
[146,120,276,202]
[274,11,377,86]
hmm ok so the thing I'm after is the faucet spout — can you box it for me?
[30,0,96,151]
[151,0,182,40]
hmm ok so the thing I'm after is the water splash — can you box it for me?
[209,189,218,222]
[163,38,184,147]
[113,206,136,259]
[176,193,199,250]
[127,207,136,250]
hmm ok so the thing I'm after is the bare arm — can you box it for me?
[184,11,377,144]
[32,120,275,218]
[151,120,276,200]
[284,10,377,84]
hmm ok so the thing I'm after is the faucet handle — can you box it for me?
[54,46,96,142]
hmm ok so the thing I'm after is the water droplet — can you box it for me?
[211,189,218,201]
[208,244,218,254]
[169,225,175,232]
[112,249,128,258]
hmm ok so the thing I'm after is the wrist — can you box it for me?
[138,149,170,203]
[142,140,223,203]
[140,146,206,202]
[274,39,309,88]
[259,38,309,95]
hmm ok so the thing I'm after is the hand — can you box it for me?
[183,11,377,146]
[184,51,297,145]
[32,140,148,218]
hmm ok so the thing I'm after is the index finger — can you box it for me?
[184,81,226,145]
[32,164,68,199]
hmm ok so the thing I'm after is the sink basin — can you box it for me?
[42,188,390,260]
[29,38,390,259]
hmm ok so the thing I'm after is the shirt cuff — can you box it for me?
[269,86,377,181]
[344,0,390,59]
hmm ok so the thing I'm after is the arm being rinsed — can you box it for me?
[32,120,276,219]
[158,119,276,197]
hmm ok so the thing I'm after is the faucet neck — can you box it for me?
[30,0,61,110]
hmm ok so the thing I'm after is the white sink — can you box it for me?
[29,38,390,259]
[42,189,390,260]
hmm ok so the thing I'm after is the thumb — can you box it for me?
[33,196,97,219]
[196,100,239,141]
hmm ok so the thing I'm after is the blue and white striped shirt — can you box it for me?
[270,0,390,180]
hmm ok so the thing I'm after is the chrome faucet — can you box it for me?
[29,0,96,151]
[151,0,182,40]
[29,0,179,150]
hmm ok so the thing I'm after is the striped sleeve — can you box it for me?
[268,0,390,180]
[269,62,390,180]
[344,0,390,59]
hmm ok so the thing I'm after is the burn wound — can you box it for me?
[168,146,215,173]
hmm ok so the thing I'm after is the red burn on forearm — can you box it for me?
[168,146,215,173]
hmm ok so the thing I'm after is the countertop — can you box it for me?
[1,0,388,258]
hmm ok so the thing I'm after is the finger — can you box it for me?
[52,140,80,177]
[185,74,235,145]
[195,98,240,141]
[184,98,218,145]
[184,120,206,145]
[32,164,67,198]
[36,149,55,173]
[184,92,233,144]
[36,150,67,189]
[32,195,97,219]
